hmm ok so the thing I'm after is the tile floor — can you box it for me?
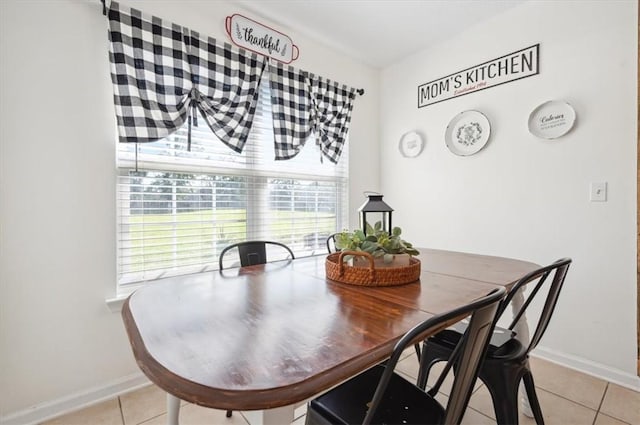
[41,354,639,425]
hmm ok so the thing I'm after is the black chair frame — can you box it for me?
[326,232,340,253]
[417,258,572,425]
[306,286,506,425]
[218,240,295,270]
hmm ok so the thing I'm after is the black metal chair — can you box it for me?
[326,233,340,253]
[218,240,295,270]
[417,258,572,425]
[305,286,506,425]
[218,240,295,418]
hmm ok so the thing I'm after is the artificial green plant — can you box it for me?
[335,221,419,263]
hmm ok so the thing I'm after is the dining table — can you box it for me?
[121,248,540,425]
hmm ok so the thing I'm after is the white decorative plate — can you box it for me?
[528,100,576,139]
[444,110,491,156]
[398,131,424,158]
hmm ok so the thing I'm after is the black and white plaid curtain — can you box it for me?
[106,1,357,163]
[307,72,356,163]
[269,62,356,163]
[107,1,265,152]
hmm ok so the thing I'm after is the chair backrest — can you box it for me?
[218,241,295,270]
[326,233,340,253]
[363,286,506,425]
[500,258,572,353]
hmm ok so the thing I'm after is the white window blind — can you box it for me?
[116,79,349,285]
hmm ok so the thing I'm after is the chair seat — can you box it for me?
[308,365,444,425]
[308,287,506,425]
[419,258,572,425]
[429,322,517,355]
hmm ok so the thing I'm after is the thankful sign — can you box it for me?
[418,44,539,108]
[225,14,299,64]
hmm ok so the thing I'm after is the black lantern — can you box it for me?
[358,193,393,235]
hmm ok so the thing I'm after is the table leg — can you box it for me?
[510,288,533,417]
[164,393,295,425]
[241,406,295,425]
[166,393,181,425]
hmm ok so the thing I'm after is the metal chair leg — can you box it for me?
[522,372,545,425]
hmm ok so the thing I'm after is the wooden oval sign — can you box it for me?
[225,14,299,64]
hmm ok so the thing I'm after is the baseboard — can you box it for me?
[533,346,640,392]
[0,373,149,425]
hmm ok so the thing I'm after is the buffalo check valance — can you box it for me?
[105,1,358,163]
[106,1,265,154]
[269,61,356,163]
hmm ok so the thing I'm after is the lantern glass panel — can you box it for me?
[358,194,394,236]
[361,212,389,233]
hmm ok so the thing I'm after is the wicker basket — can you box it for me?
[325,250,421,287]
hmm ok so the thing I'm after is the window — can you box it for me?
[116,79,349,285]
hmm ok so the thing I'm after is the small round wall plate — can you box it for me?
[444,110,491,156]
[398,131,424,158]
[528,100,576,139]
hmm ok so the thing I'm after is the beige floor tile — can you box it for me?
[120,384,167,425]
[529,356,607,409]
[396,356,484,397]
[434,390,448,406]
[396,353,421,380]
[397,355,452,390]
[426,361,458,395]
[461,407,496,425]
[599,383,640,424]
[291,414,306,425]
[401,346,419,360]
[594,413,632,425]
[139,403,247,425]
[137,413,164,425]
[293,401,308,420]
[467,384,496,419]
[468,384,597,424]
[40,398,123,425]
[428,391,494,424]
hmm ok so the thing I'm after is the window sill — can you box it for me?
[106,284,142,313]
[106,279,148,312]
[106,294,129,313]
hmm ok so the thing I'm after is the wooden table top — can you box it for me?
[122,248,539,411]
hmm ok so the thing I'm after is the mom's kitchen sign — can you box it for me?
[418,44,539,108]
[226,14,299,64]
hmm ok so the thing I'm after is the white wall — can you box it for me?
[380,0,638,384]
[1,0,638,420]
[0,0,379,419]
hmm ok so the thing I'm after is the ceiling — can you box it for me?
[236,0,526,69]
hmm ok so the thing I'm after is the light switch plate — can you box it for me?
[590,182,607,202]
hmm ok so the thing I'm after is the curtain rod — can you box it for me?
[101,0,365,97]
